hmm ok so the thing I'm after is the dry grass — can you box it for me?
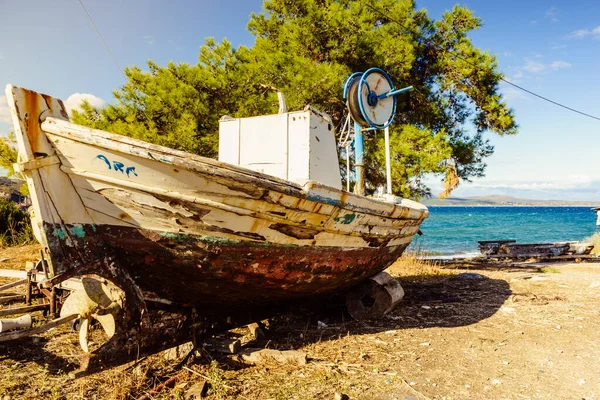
[386,252,454,282]
[584,232,600,255]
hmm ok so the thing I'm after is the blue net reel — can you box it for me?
[343,68,412,130]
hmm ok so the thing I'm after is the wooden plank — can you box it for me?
[238,348,307,365]
[0,269,27,279]
[0,295,24,304]
[0,304,49,317]
[0,279,27,293]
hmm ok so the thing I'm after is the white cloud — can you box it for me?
[501,87,529,102]
[550,60,571,70]
[522,60,545,73]
[63,93,106,115]
[0,95,12,124]
[544,6,558,22]
[567,25,600,39]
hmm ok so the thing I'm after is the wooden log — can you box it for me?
[345,271,404,320]
[239,348,307,365]
[160,341,195,361]
[0,314,77,342]
[0,303,49,317]
[0,279,27,293]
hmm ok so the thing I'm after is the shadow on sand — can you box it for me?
[0,272,511,375]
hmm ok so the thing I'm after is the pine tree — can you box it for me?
[72,0,517,199]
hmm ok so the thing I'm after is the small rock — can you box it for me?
[420,342,430,346]
[501,307,515,313]
[317,321,328,329]
[465,384,471,388]
[578,379,585,386]
[555,325,561,330]
[503,361,509,365]
[334,393,349,400]
[3,395,12,400]
[589,281,600,288]
[491,378,502,385]
[421,305,431,310]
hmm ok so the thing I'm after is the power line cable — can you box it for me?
[365,3,600,122]
[78,0,127,82]
[77,0,158,126]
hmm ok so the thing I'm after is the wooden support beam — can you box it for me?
[0,295,25,305]
[0,279,27,293]
[238,348,307,365]
[0,303,49,317]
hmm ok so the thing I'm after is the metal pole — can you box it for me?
[384,127,392,195]
[354,123,365,196]
[346,144,350,192]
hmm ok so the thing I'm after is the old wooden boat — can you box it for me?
[3,72,427,369]
[478,240,594,258]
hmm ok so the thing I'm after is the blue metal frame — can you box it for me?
[346,68,401,130]
[343,67,413,195]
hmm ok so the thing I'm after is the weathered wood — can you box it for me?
[160,341,195,361]
[345,272,404,320]
[0,314,77,342]
[238,348,307,365]
[0,295,25,304]
[0,279,27,293]
[0,269,27,279]
[0,303,49,317]
[480,242,571,258]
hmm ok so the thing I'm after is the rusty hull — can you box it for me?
[45,223,408,312]
[44,222,408,372]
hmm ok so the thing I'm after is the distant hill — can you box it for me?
[421,195,600,207]
[0,176,27,204]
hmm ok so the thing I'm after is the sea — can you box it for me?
[412,206,600,257]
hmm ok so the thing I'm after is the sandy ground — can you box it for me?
[0,245,599,399]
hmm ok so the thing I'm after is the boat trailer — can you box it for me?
[0,254,405,374]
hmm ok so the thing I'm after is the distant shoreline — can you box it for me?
[426,204,600,207]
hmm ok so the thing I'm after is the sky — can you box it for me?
[1,0,599,201]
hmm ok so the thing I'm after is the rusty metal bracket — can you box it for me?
[13,154,60,173]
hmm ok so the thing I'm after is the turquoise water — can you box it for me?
[413,206,600,256]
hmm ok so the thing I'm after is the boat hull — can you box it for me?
[45,223,409,312]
